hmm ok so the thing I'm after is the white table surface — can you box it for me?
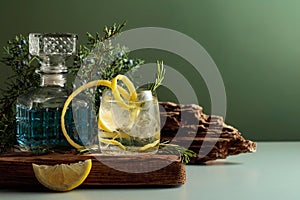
[1,142,300,200]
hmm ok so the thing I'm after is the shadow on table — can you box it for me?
[0,185,53,193]
[0,184,182,193]
[195,161,242,166]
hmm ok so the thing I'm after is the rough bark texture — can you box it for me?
[159,102,257,164]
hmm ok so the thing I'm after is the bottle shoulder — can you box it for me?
[17,86,71,109]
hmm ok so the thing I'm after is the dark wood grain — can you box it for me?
[0,152,185,187]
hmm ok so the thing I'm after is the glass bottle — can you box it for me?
[16,33,93,151]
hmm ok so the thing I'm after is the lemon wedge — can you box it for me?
[32,159,92,192]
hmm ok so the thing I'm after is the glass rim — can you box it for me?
[102,89,157,102]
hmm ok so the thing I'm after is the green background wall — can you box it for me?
[1,0,300,141]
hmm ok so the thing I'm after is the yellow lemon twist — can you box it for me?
[61,74,159,152]
[61,76,137,150]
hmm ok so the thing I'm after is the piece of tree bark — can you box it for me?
[159,102,257,164]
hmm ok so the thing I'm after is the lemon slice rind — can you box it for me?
[32,159,92,192]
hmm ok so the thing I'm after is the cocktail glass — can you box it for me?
[98,89,160,155]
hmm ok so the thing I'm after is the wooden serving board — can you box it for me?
[0,152,185,187]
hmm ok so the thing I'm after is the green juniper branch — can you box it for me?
[0,34,39,153]
[0,22,143,153]
[0,22,196,164]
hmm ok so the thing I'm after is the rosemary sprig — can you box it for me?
[77,145,99,155]
[159,141,197,164]
[148,60,166,92]
[77,141,197,165]
[0,22,143,153]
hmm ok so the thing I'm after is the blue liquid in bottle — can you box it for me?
[16,106,75,148]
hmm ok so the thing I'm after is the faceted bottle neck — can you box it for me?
[37,55,68,73]
[40,73,67,87]
[37,55,68,87]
